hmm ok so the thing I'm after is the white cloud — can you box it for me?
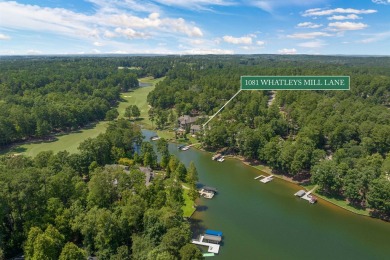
[328,14,360,20]
[298,40,326,48]
[182,48,234,54]
[328,22,367,31]
[154,0,234,10]
[104,30,117,38]
[86,0,161,13]
[287,32,332,39]
[372,0,390,4]
[359,31,390,43]
[297,22,323,28]
[278,48,297,54]
[0,33,11,40]
[189,39,206,45]
[114,28,148,38]
[303,8,377,17]
[250,0,326,13]
[223,35,252,44]
[0,2,95,39]
[108,13,162,29]
[0,1,204,42]
[169,18,203,37]
[26,50,43,55]
[256,40,265,46]
[93,41,105,46]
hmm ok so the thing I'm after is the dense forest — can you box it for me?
[0,119,202,259]
[147,55,390,218]
[1,55,389,258]
[0,56,177,147]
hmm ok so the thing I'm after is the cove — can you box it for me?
[143,130,390,259]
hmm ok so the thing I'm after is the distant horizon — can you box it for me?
[1,1,390,56]
[1,53,390,58]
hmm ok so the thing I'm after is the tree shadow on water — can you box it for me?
[189,218,207,239]
[195,205,208,212]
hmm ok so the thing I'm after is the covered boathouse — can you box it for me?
[203,234,222,244]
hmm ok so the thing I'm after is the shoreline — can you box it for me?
[183,143,373,218]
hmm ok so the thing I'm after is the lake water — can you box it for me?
[143,130,390,259]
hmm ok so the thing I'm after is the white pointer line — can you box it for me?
[202,89,242,128]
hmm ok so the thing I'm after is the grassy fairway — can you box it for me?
[4,77,163,157]
[119,76,164,129]
[12,122,109,156]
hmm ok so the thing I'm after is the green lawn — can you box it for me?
[3,77,162,157]
[302,184,370,216]
[314,192,370,216]
[12,122,109,157]
[156,130,176,140]
[182,185,196,218]
[119,77,165,129]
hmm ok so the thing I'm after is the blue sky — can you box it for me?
[0,0,390,55]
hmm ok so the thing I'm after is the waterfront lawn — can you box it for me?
[315,193,370,216]
[182,185,196,218]
[303,184,370,216]
[252,164,273,175]
[156,130,176,140]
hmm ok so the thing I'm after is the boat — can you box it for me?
[180,145,190,151]
[217,156,225,162]
[307,194,318,204]
[150,136,160,141]
[199,186,218,199]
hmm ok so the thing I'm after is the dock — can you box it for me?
[294,186,318,204]
[199,189,215,199]
[150,136,160,141]
[217,156,225,162]
[199,186,218,199]
[180,145,190,151]
[212,154,222,160]
[254,175,265,180]
[192,236,220,253]
[259,175,274,183]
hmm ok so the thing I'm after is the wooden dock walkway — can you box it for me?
[191,236,220,254]
[260,175,274,183]
[300,186,318,203]
[254,175,265,180]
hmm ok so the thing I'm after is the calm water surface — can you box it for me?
[144,130,390,260]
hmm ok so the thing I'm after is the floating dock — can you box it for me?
[180,146,190,151]
[294,190,306,197]
[259,175,274,183]
[199,189,215,199]
[254,175,265,180]
[212,154,222,160]
[199,187,218,199]
[191,235,220,254]
[217,156,225,162]
[294,187,317,204]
